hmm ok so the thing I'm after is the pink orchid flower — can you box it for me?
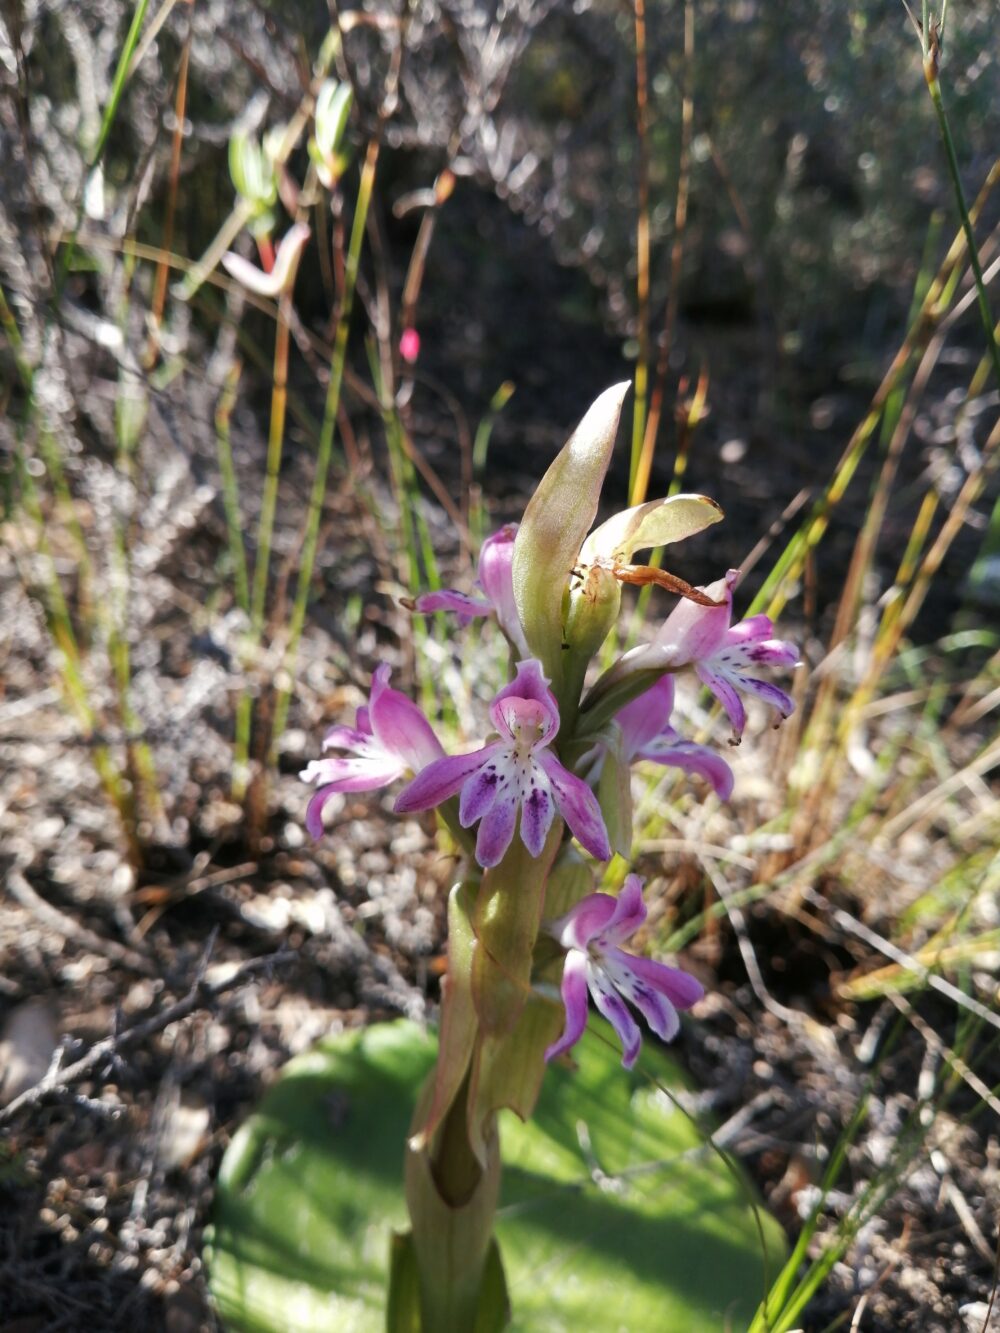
[221,222,310,298]
[545,874,704,1069]
[394,659,610,869]
[618,569,799,741]
[609,673,734,799]
[410,524,529,657]
[301,664,444,838]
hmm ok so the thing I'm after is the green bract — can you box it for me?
[512,382,630,688]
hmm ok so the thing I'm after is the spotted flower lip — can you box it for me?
[613,569,799,741]
[394,659,611,869]
[609,673,734,799]
[545,875,704,1070]
[300,664,443,838]
[409,525,529,657]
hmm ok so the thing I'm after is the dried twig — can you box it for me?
[5,862,155,977]
[0,947,297,1128]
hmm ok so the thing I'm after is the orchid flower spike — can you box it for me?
[409,525,529,657]
[222,222,310,298]
[394,659,610,869]
[612,569,799,742]
[609,674,734,799]
[301,664,444,838]
[545,875,704,1070]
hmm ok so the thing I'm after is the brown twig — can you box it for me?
[0,945,297,1128]
[5,863,156,978]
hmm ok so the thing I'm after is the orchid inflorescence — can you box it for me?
[302,385,798,1070]
[301,384,799,1325]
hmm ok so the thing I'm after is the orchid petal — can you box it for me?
[550,890,618,952]
[519,782,555,857]
[599,874,648,945]
[320,723,379,754]
[492,695,554,748]
[394,742,501,813]
[730,674,796,721]
[458,756,505,824]
[544,951,591,1063]
[489,660,560,741]
[652,569,736,665]
[300,754,404,792]
[725,613,776,645]
[369,664,445,771]
[305,785,340,838]
[615,673,675,754]
[621,952,706,1010]
[478,524,529,655]
[635,736,735,800]
[411,589,492,624]
[696,664,747,738]
[475,795,518,868]
[603,951,681,1044]
[589,968,642,1069]
[537,750,611,862]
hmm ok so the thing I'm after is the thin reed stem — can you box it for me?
[633,0,695,505]
[270,138,380,750]
[628,0,651,504]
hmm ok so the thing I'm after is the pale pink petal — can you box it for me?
[478,525,529,656]
[730,674,795,721]
[394,743,501,813]
[696,663,747,738]
[305,785,341,838]
[589,968,642,1069]
[492,695,554,748]
[605,954,681,1044]
[544,951,591,1063]
[652,569,735,665]
[620,952,706,1010]
[635,736,735,800]
[537,751,611,862]
[300,754,403,792]
[615,674,675,756]
[489,660,560,742]
[597,874,647,946]
[369,666,444,771]
[475,795,518,867]
[411,589,492,624]
[725,613,775,645]
[321,723,378,754]
[550,891,618,952]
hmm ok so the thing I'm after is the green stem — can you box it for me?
[269,139,380,752]
[925,66,1000,393]
[628,0,651,504]
[233,293,290,800]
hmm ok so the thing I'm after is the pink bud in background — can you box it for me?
[400,327,420,364]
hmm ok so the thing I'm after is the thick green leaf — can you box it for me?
[208,1020,785,1332]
